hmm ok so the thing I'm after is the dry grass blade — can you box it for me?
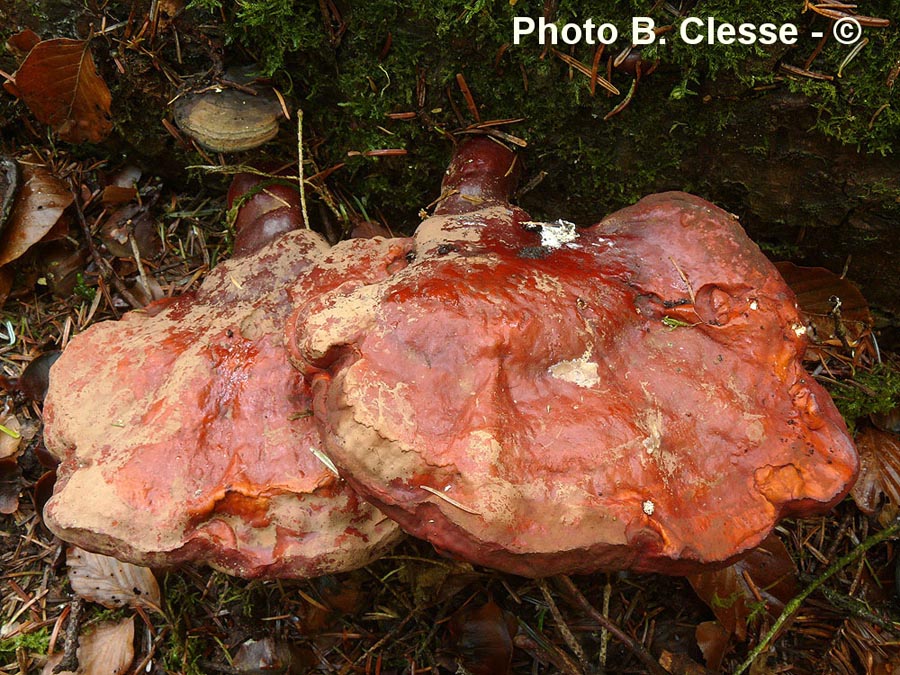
[455,72,481,122]
[67,546,162,611]
[780,63,835,81]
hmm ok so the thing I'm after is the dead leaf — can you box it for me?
[67,546,161,610]
[19,350,62,403]
[775,261,872,353]
[400,559,479,608]
[0,159,74,266]
[850,427,900,515]
[231,637,301,675]
[0,157,19,230]
[5,29,41,57]
[0,412,22,460]
[100,203,159,258]
[153,0,185,31]
[658,650,718,675]
[0,268,12,306]
[42,617,135,675]
[695,620,730,671]
[0,458,21,514]
[444,599,518,675]
[688,533,798,641]
[100,185,137,207]
[0,410,24,513]
[8,38,112,143]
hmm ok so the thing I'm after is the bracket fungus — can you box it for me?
[173,85,283,153]
[289,137,858,577]
[42,183,402,578]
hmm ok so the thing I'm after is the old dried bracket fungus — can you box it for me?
[289,137,859,577]
[42,176,402,578]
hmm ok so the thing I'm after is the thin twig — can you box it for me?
[297,109,310,229]
[734,518,900,675]
[73,195,143,309]
[53,596,83,674]
[556,575,669,675]
[599,574,612,671]
[538,578,587,669]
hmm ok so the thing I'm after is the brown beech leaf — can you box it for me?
[100,185,137,207]
[688,533,798,641]
[0,159,74,266]
[695,620,730,671]
[0,268,12,306]
[850,427,900,515]
[6,29,41,57]
[43,617,135,675]
[10,38,112,143]
[67,546,161,610]
[0,412,22,461]
[231,637,294,675]
[775,261,872,351]
[658,650,718,675]
[444,599,518,675]
[0,458,21,515]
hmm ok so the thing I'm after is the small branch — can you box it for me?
[53,596,83,674]
[555,575,669,675]
[73,195,143,309]
[538,578,587,669]
[734,518,900,675]
[296,108,310,230]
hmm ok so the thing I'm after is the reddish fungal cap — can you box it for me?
[43,229,401,578]
[290,140,858,577]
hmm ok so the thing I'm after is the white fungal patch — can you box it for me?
[524,219,579,249]
[642,500,655,516]
[642,435,660,455]
[549,353,600,388]
[792,323,808,337]
[638,409,664,456]
[749,299,759,310]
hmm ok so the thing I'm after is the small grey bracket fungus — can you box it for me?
[289,138,858,578]
[43,229,402,578]
[173,86,282,153]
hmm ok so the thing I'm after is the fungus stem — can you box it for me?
[734,517,900,675]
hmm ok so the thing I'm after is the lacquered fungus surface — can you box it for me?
[43,229,402,578]
[290,140,858,577]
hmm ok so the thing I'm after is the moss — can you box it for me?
[0,629,50,665]
[178,0,898,225]
[829,363,900,431]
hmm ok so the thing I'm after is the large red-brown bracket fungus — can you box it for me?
[42,176,402,578]
[289,137,858,577]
